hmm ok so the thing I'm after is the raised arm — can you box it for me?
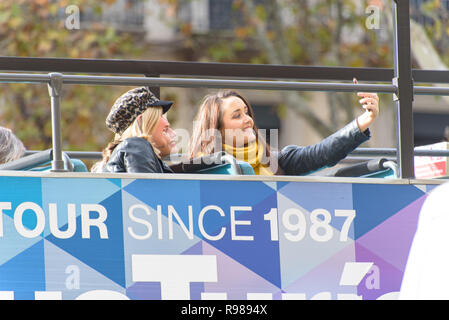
[354,78,380,132]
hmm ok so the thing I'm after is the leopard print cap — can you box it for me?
[106,87,173,135]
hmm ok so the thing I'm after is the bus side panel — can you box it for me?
[0,176,429,300]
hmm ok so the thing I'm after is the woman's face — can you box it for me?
[220,96,256,147]
[152,115,178,157]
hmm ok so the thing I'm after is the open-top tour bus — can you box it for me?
[0,0,448,300]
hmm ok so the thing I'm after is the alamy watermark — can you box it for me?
[169,127,280,174]
[63,3,381,31]
[365,4,381,30]
[65,5,80,30]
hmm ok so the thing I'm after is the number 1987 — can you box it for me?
[264,208,356,242]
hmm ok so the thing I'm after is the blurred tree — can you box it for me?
[0,0,145,156]
[395,0,449,106]
[159,0,392,138]
[2,0,447,159]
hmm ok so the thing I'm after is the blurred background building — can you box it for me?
[1,0,449,167]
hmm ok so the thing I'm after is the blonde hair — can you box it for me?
[92,106,163,172]
[0,127,25,164]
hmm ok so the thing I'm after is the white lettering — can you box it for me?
[376,291,399,300]
[0,202,11,237]
[0,258,397,300]
[168,205,193,240]
[365,5,380,30]
[263,208,279,241]
[81,204,108,239]
[310,292,332,300]
[340,262,374,286]
[132,254,217,300]
[247,293,272,300]
[201,292,227,300]
[65,5,80,30]
[281,293,306,300]
[35,291,62,300]
[1,202,108,239]
[128,204,152,240]
[49,203,77,239]
[157,205,163,239]
[198,205,226,241]
[181,304,216,317]
[335,209,356,241]
[14,202,45,238]
[365,264,380,289]
[337,293,363,300]
[230,206,253,241]
[0,292,14,300]
[76,290,129,300]
[65,265,80,290]
[282,208,307,242]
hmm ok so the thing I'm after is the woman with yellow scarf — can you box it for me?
[188,88,379,176]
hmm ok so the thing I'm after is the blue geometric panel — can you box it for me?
[278,182,353,213]
[122,190,201,254]
[0,176,42,219]
[107,178,122,189]
[202,240,281,300]
[183,242,206,300]
[283,242,357,298]
[200,180,275,206]
[44,240,126,300]
[199,180,276,237]
[45,190,125,287]
[41,177,122,237]
[277,192,355,288]
[121,190,202,288]
[42,178,120,203]
[278,181,354,234]
[41,178,121,204]
[0,240,45,300]
[0,175,437,300]
[123,179,201,212]
[0,214,42,266]
[123,179,203,240]
[202,191,281,288]
[352,184,425,239]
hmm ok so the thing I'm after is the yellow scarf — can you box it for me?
[222,142,274,176]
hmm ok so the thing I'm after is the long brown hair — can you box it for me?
[188,90,271,159]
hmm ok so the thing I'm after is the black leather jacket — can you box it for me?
[277,119,370,175]
[103,137,174,173]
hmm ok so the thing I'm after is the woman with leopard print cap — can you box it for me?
[92,87,177,173]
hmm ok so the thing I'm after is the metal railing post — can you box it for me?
[145,73,161,99]
[47,72,67,172]
[392,0,415,179]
